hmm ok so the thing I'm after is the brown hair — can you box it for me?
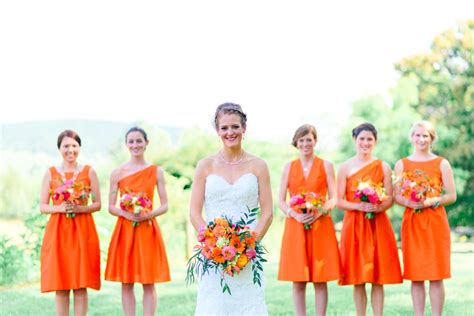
[409,120,437,144]
[292,124,317,147]
[213,102,247,129]
[125,126,148,142]
[352,123,377,140]
[57,130,81,149]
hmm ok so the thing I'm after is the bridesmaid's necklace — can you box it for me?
[219,151,245,165]
[59,163,80,183]
[300,157,313,172]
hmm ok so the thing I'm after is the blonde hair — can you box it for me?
[292,124,317,147]
[409,120,437,143]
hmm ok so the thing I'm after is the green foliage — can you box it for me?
[395,19,474,226]
[0,235,28,285]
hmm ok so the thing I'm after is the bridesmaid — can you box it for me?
[105,127,171,316]
[278,124,341,316]
[40,130,101,316]
[394,121,456,316]
[336,123,402,316]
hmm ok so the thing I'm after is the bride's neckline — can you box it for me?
[206,173,257,186]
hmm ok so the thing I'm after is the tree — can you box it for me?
[395,19,474,226]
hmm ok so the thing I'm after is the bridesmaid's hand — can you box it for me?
[121,210,136,221]
[323,199,336,212]
[291,211,313,224]
[357,202,377,213]
[70,203,84,213]
[56,203,69,213]
[135,212,154,222]
[406,200,424,210]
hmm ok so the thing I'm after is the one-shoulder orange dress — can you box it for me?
[401,157,450,281]
[105,165,170,284]
[40,165,101,292]
[278,157,341,282]
[339,160,402,285]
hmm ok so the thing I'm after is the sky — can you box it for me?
[1,0,472,145]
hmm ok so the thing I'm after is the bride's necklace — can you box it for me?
[219,151,245,165]
[59,163,80,183]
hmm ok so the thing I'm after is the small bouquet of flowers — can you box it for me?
[186,207,266,295]
[354,180,387,219]
[289,192,326,229]
[51,179,91,218]
[120,191,153,227]
[398,169,442,213]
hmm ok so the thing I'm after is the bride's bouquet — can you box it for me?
[186,207,266,295]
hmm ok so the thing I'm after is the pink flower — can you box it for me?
[362,188,374,196]
[368,194,379,204]
[289,195,305,206]
[222,246,237,261]
[246,248,257,259]
[197,225,206,242]
[411,191,421,202]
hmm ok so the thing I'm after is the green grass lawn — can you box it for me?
[1,253,473,315]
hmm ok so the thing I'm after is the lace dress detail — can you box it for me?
[195,173,268,316]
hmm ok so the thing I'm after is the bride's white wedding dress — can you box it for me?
[194,173,268,316]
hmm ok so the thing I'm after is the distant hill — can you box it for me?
[0,120,183,155]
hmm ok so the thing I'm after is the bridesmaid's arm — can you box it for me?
[39,169,67,214]
[278,162,309,224]
[189,160,208,231]
[150,167,168,218]
[427,159,457,207]
[108,169,135,221]
[375,162,394,213]
[278,162,292,216]
[323,160,337,211]
[255,159,273,240]
[393,160,424,209]
[73,167,101,214]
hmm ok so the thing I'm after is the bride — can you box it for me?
[189,103,273,316]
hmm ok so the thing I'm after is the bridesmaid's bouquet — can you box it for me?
[398,169,442,213]
[186,207,266,295]
[354,180,387,219]
[120,191,153,227]
[51,180,91,218]
[289,192,326,229]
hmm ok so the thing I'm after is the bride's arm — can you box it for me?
[255,159,273,240]
[189,159,208,231]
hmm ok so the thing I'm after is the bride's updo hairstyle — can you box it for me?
[213,103,247,129]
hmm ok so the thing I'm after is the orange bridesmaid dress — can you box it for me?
[105,165,170,284]
[401,157,450,281]
[278,157,341,282]
[40,165,101,292]
[339,160,402,285]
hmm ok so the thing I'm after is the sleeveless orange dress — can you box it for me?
[339,160,402,285]
[401,157,450,281]
[40,165,101,292]
[278,157,341,282]
[105,165,170,284]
